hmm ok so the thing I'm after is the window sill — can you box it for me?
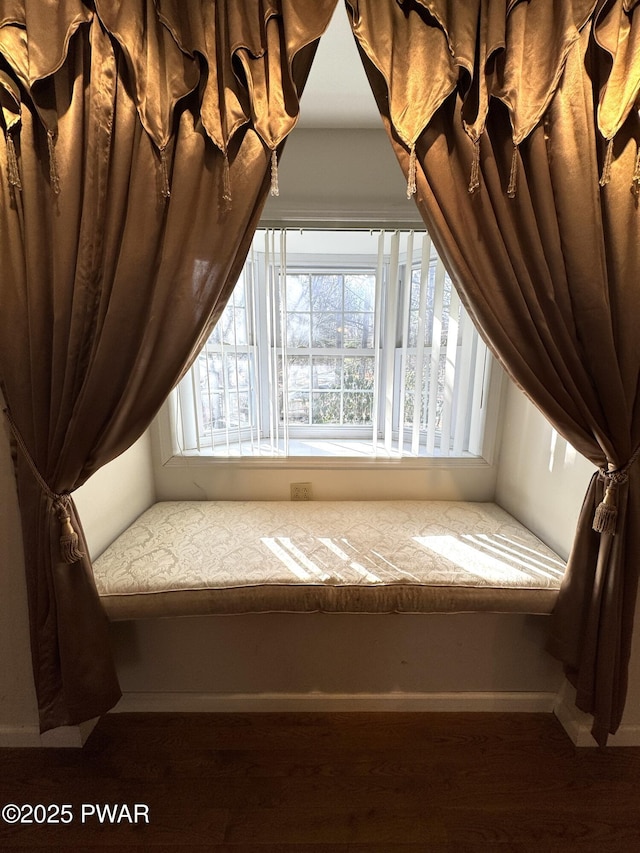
[162,444,493,471]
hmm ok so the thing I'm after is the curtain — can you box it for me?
[347,0,640,745]
[0,0,338,733]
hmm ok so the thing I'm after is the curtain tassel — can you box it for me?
[2,407,85,564]
[631,146,640,198]
[599,138,614,187]
[55,499,86,563]
[6,132,22,191]
[593,484,619,534]
[468,138,480,194]
[222,151,232,205]
[270,149,279,197]
[159,146,171,199]
[47,130,60,195]
[507,144,519,198]
[406,143,417,199]
[593,446,640,535]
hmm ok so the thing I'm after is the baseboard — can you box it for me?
[0,718,98,748]
[553,684,640,747]
[0,726,43,747]
[112,690,557,714]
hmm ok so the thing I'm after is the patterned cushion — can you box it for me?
[92,501,565,620]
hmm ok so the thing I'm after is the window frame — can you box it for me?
[156,227,505,471]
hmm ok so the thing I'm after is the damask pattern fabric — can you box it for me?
[93,501,565,620]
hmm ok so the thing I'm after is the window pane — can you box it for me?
[312,312,341,347]
[209,306,247,346]
[202,352,224,390]
[287,312,311,347]
[312,391,341,424]
[311,274,342,311]
[313,357,341,390]
[225,353,250,389]
[286,391,310,424]
[343,392,373,424]
[286,274,310,310]
[344,274,375,311]
[286,356,310,389]
[343,312,374,348]
[343,356,374,390]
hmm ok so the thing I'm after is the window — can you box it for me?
[170,229,498,459]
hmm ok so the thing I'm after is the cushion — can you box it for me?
[92,501,566,620]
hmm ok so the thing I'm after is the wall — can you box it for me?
[0,415,155,745]
[74,435,156,560]
[261,128,422,227]
[108,125,564,713]
[496,384,595,560]
[496,381,640,744]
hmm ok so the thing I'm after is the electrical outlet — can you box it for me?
[290,482,312,501]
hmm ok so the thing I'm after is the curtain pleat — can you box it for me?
[0,0,338,732]
[349,0,640,744]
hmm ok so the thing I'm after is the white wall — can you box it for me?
[496,383,595,560]
[74,435,156,560]
[262,128,422,227]
[0,417,155,745]
[496,380,640,743]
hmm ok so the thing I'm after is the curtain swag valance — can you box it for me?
[2,1,639,201]
[346,0,640,196]
[0,0,337,198]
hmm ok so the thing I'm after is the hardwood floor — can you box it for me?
[0,712,639,850]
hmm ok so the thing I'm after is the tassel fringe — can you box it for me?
[406,143,417,199]
[468,139,480,194]
[270,149,279,197]
[593,485,618,534]
[592,446,640,535]
[2,407,85,564]
[47,130,60,195]
[57,504,85,563]
[160,146,171,199]
[6,133,22,190]
[507,144,519,198]
[599,138,614,187]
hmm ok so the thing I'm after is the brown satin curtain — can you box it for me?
[0,0,337,732]
[348,0,640,744]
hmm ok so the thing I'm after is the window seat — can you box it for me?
[91,501,566,621]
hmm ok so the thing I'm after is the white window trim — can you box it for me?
[155,353,505,471]
[154,223,506,472]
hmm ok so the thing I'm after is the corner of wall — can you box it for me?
[74,431,156,560]
[495,380,595,560]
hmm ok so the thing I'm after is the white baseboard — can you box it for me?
[112,690,557,714]
[553,683,640,747]
[0,718,98,748]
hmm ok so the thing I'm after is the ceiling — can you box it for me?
[296,6,381,129]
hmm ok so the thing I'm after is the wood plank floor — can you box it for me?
[0,712,639,850]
